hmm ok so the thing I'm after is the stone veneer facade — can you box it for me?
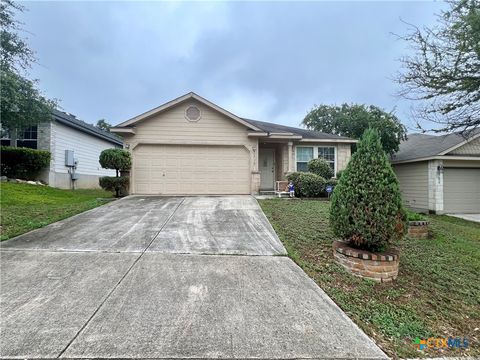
[332,241,399,283]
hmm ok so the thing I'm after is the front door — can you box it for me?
[259,148,275,190]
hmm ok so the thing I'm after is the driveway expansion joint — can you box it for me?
[56,197,186,358]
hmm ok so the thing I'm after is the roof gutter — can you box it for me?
[54,116,123,146]
[391,155,480,164]
[299,138,358,143]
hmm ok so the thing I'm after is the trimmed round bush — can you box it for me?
[99,148,131,176]
[308,158,334,179]
[99,148,131,197]
[287,172,326,197]
[0,146,50,180]
[99,176,129,197]
[330,128,407,251]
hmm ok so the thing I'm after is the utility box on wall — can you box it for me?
[65,150,75,167]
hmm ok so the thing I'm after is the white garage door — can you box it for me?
[443,168,480,213]
[133,144,251,195]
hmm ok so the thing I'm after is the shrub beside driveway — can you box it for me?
[0,183,113,241]
[259,199,480,359]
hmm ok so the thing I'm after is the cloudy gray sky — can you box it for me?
[20,1,445,130]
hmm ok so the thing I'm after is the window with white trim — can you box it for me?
[296,147,313,172]
[318,146,335,171]
[296,146,336,173]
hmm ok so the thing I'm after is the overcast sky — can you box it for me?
[20,1,445,130]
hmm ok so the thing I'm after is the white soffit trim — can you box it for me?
[299,138,358,143]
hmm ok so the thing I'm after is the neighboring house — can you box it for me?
[392,131,480,214]
[111,92,356,195]
[1,110,123,189]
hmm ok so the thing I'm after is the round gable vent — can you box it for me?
[185,105,201,122]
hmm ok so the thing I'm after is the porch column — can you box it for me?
[287,141,294,173]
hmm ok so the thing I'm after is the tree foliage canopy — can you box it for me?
[0,0,33,72]
[396,0,480,133]
[0,0,56,133]
[96,119,112,132]
[330,128,407,252]
[302,104,407,154]
[99,148,132,176]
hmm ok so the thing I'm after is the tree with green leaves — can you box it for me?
[99,148,131,177]
[330,128,407,252]
[0,0,56,137]
[302,104,407,155]
[96,119,112,132]
[396,0,480,133]
[99,148,131,197]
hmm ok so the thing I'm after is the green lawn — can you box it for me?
[0,182,113,241]
[259,199,480,359]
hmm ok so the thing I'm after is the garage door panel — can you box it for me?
[133,145,250,195]
[444,168,480,213]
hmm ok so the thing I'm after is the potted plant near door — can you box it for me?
[330,129,407,282]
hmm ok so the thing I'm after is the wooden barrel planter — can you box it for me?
[408,221,429,239]
[332,241,399,283]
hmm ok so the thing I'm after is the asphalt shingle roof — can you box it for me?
[242,118,355,141]
[53,109,123,146]
[391,130,479,162]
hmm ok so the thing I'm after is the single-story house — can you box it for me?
[111,92,356,195]
[1,110,123,189]
[392,131,480,214]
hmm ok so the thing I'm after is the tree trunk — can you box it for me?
[10,128,17,147]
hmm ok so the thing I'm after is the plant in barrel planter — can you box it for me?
[99,148,131,197]
[330,128,407,282]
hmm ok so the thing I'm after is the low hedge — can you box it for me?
[0,146,51,180]
[287,172,326,197]
[99,176,129,197]
[308,158,334,179]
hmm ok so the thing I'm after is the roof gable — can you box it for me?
[113,92,262,132]
[111,92,356,143]
[392,130,480,163]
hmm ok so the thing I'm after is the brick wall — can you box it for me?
[332,241,399,283]
[408,221,429,239]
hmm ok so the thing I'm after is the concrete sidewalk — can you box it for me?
[1,196,387,359]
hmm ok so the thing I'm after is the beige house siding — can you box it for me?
[393,162,429,211]
[448,137,480,155]
[122,99,259,194]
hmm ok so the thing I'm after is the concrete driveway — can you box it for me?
[447,213,480,223]
[1,196,387,359]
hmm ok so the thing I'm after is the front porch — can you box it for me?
[257,141,294,192]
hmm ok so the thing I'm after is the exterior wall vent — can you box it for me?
[185,105,201,122]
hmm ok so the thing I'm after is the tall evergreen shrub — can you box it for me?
[330,128,406,251]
